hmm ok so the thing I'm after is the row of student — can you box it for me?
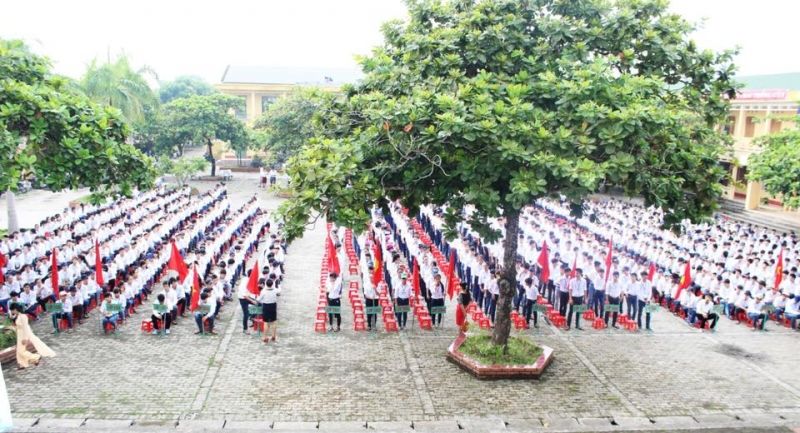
[44,187,230,333]
[96,187,234,334]
[0,187,193,298]
[0,187,190,273]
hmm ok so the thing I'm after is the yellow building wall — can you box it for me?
[215,83,339,124]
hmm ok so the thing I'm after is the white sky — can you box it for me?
[1,0,798,86]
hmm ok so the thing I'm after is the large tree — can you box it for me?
[280,0,737,347]
[158,76,216,104]
[158,94,248,176]
[253,87,333,167]
[747,116,800,208]
[81,54,158,124]
[0,39,156,231]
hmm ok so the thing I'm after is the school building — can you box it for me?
[722,73,800,210]
[214,65,361,123]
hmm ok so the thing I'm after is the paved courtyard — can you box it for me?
[4,174,800,432]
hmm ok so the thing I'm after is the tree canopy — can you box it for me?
[158,93,248,176]
[0,39,155,201]
[280,0,737,346]
[158,76,216,104]
[80,54,158,124]
[253,87,333,167]
[748,116,800,208]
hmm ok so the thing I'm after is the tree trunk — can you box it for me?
[6,190,19,233]
[207,139,216,177]
[491,205,519,347]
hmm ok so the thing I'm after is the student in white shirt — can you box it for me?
[395,274,412,330]
[151,293,171,335]
[194,291,217,334]
[636,271,653,331]
[100,294,119,334]
[237,273,258,334]
[567,268,587,330]
[428,273,446,327]
[259,279,279,343]
[325,272,343,332]
[52,291,73,331]
[695,293,719,331]
[522,275,540,328]
[747,294,768,331]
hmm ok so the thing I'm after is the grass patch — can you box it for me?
[459,333,543,366]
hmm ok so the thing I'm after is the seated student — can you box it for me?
[151,293,171,335]
[165,282,178,324]
[194,291,217,334]
[684,287,701,325]
[67,287,85,325]
[19,284,39,319]
[784,295,800,330]
[34,278,54,311]
[772,292,787,322]
[100,294,118,334]
[747,294,768,331]
[0,279,11,312]
[51,291,73,331]
[695,293,719,331]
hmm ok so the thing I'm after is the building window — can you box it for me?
[770,120,782,134]
[261,96,277,112]
[233,96,247,121]
[736,166,747,183]
[722,116,735,135]
[744,116,756,137]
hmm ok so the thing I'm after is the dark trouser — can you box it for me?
[177,298,186,316]
[545,281,555,305]
[152,314,171,330]
[697,313,718,329]
[637,299,651,329]
[787,313,799,329]
[396,297,409,328]
[605,296,620,326]
[239,298,251,331]
[431,298,444,325]
[365,298,378,328]
[52,312,73,329]
[101,314,117,331]
[748,312,766,330]
[327,297,341,327]
[194,313,214,332]
[73,304,85,322]
[626,295,638,320]
[513,288,524,312]
[487,294,497,322]
[558,291,569,316]
[523,298,538,326]
[567,296,584,328]
[593,290,606,317]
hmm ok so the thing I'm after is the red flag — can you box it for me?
[569,257,577,278]
[95,240,104,286]
[446,250,456,300]
[604,238,613,282]
[537,241,550,283]
[412,258,420,298]
[189,266,201,311]
[371,240,383,287]
[246,260,260,296]
[51,248,59,298]
[0,251,6,284]
[326,230,340,275]
[168,240,189,281]
[647,262,656,282]
[675,260,692,299]
[774,249,784,289]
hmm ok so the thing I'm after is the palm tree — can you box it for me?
[81,54,158,124]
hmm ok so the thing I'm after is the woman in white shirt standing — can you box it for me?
[259,279,279,343]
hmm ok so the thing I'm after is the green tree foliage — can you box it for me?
[281,0,737,347]
[158,76,216,104]
[80,54,158,124]
[253,87,333,166]
[158,94,248,176]
[0,39,156,228]
[156,156,208,186]
[748,117,800,208]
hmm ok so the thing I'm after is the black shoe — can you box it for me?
[576,326,584,330]
[612,324,619,329]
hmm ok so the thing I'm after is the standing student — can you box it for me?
[637,271,653,331]
[326,272,342,332]
[592,264,606,318]
[625,272,640,323]
[363,270,378,331]
[486,272,500,324]
[456,283,471,333]
[395,274,411,330]
[429,273,445,327]
[237,273,258,334]
[605,271,622,328]
[557,264,570,317]
[567,268,587,330]
[522,275,540,328]
[259,279,278,343]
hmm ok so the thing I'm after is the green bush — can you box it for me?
[460,333,543,366]
[0,318,16,350]
[250,156,264,168]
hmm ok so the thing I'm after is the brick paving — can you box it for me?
[4,174,800,431]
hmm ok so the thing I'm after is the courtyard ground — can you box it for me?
[3,173,800,432]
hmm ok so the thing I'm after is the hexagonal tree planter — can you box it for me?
[446,332,554,380]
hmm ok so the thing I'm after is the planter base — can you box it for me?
[446,333,554,380]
